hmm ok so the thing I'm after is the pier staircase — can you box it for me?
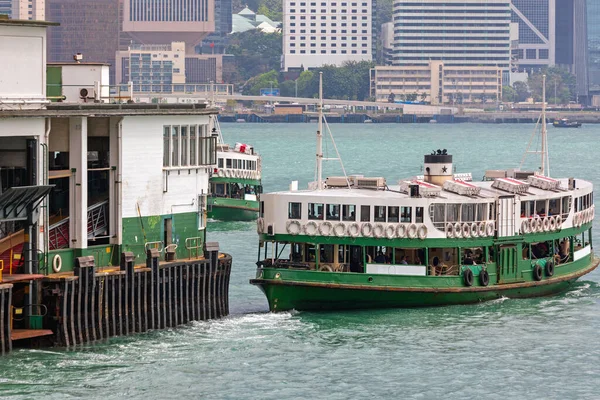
[48,199,109,250]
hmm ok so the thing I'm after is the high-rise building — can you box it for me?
[391,0,511,74]
[1,0,45,20]
[510,0,555,70]
[588,0,600,89]
[282,0,375,71]
[46,0,120,82]
[123,0,215,51]
[0,1,11,17]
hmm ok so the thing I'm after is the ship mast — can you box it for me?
[519,74,550,176]
[317,72,324,190]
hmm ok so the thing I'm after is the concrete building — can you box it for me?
[391,0,511,75]
[510,0,555,69]
[380,21,393,66]
[370,63,503,106]
[115,42,223,93]
[0,1,11,16]
[8,0,44,20]
[588,0,600,94]
[282,0,374,71]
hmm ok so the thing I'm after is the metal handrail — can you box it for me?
[185,237,203,259]
[144,241,164,253]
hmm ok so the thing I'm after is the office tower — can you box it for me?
[282,0,375,71]
[123,0,215,51]
[5,0,44,20]
[510,0,555,69]
[588,0,600,89]
[391,0,511,72]
[0,1,11,17]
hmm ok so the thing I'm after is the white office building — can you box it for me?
[282,0,374,71]
[392,0,511,72]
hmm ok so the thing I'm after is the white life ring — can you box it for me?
[586,209,592,223]
[555,215,563,229]
[373,223,385,239]
[576,212,582,227]
[470,222,479,238]
[286,220,302,235]
[572,213,579,227]
[319,264,333,272]
[334,223,346,237]
[543,217,551,232]
[453,222,462,238]
[348,223,360,238]
[549,216,556,231]
[445,222,454,239]
[361,222,373,237]
[52,254,62,273]
[533,217,542,232]
[407,223,418,239]
[417,225,427,240]
[385,225,396,239]
[486,222,495,237]
[319,221,333,236]
[305,221,318,236]
[397,224,407,238]
[462,223,471,238]
[478,222,486,237]
[521,219,530,234]
[257,218,264,233]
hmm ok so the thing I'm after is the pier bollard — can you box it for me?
[146,248,161,329]
[74,256,96,344]
[204,242,219,319]
[121,252,135,333]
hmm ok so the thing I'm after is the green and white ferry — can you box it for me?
[250,75,598,311]
[208,118,262,221]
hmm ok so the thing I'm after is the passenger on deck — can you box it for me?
[463,250,474,265]
[400,256,408,265]
[374,251,386,264]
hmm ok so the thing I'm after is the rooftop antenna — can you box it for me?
[520,74,549,176]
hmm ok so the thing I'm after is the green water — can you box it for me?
[2,123,600,399]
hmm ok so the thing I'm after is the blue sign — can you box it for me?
[260,88,280,96]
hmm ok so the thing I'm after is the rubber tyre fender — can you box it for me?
[463,268,474,287]
[533,264,543,281]
[479,269,490,286]
[545,260,555,277]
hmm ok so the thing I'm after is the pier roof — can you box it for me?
[0,103,217,118]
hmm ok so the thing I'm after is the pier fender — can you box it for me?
[286,220,302,235]
[397,224,407,238]
[407,223,418,239]
[463,268,474,287]
[478,222,486,237]
[549,216,557,231]
[319,264,333,272]
[479,269,490,286]
[349,223,360,238]
[445,223,454,238]
[257,218,265,233]
[373,223,385,239]
[305,221,318,236]
[453,223,462,238]
[470,222,479,238]
[555,215,563,230]
[334,223,346,237]
[385,225,396,239]
[462,223,471,238]
[361,223,373,237]
[545,260,555,277]
[319,221,333,236]
[486,222,495,237]
[543,217,551,232]
[533,264,543,281]
[52,254,62,273]
[417,225,427,240]
[521,219,531,234]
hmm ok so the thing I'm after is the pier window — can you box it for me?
[308,203,324,220]
[163,124,215,168]
[181,126,188,166]
[415,207,424,223]
[374,206,386,222]
[190,126,197,165]
[289,202,302,219]
[163,127,170,167]
[342,204,356,221]
[388,206,399,223]
[171,126,180,166]
[401,206,412,223]
[326,204,340,220]
[360,205,370,222]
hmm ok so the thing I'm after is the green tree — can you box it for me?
[420,92,428,103]
[512,81,530,102]
[242,70,279,95]
[527,67,576,104]
[279,80,297,97]
[226,31,282,82]
[406,92,418,102]
[502,85,517,103]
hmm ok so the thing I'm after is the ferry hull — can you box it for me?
[208,198,259,221]
[250,257,598,312]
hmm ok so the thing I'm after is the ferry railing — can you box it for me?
[185,237,203,260]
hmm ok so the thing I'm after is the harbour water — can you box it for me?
[1,123,599,399]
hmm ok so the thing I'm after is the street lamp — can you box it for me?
[295,79,298,97]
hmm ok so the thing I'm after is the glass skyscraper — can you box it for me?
[0,0,11,17]
[588,0,600,88]
[510,0,553,70]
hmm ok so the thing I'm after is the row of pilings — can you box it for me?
[0,246,232,353]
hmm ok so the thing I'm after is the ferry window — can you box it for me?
[415,207,424,223]
[226,158,232,168]
[289,202,302,219]
[360,205,370,222]
[190,126,197,165]
[180,126,188,166]
[488,202,496,220]
[338,244,348,263]
[215,183,225,196]
[535,200,547,216]
[401,207,411,223]
[304,243,316,262]
[291,243,303,262]
[326,204,340,220]
[218,158,223,168]
[342,204,356,221]
[388,206,399,223]
[320,244,334,263]
[548,198,559,216]
[447,204,459,222]
[430,204,445,229]
[521,200,534,218]
[233,159,238,169]
[561,196,571,218]
[461,204,475,222]
[163,126,170,167]
[374,206,386,222]
[308,203,324,220]
[171,126,180,166]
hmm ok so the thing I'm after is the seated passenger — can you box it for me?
[400,255,408,265]
[374,251,386,264]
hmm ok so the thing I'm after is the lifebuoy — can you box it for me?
[348,223,360,238]
[257,218,264,233]
[417,225,427,240]
[543,217,550,232]
[319,264,333,272]
[463,268,473,287]
[479,269,489,286]
[454,222,462,238]
[334,223,346,237]
[549,216,556,231]
[286,220,302,235]
[555,215,563,229]
[478,222,486,237]
[361,222,373,237]
[462,223,471,238]
[52,254,62,273]
[385,225,396,239]
[533,217,542,233]
[533,264,543,281]
[407,223,418,239]
[522,219,530,234]
[305,221,318,236]
[486,222,495,237]
[397,224,407,238]
[445,223,454,238]
[545,260,554,277]
[470,222,479,238]
[319,221,333,236]
[373,223,385,239]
